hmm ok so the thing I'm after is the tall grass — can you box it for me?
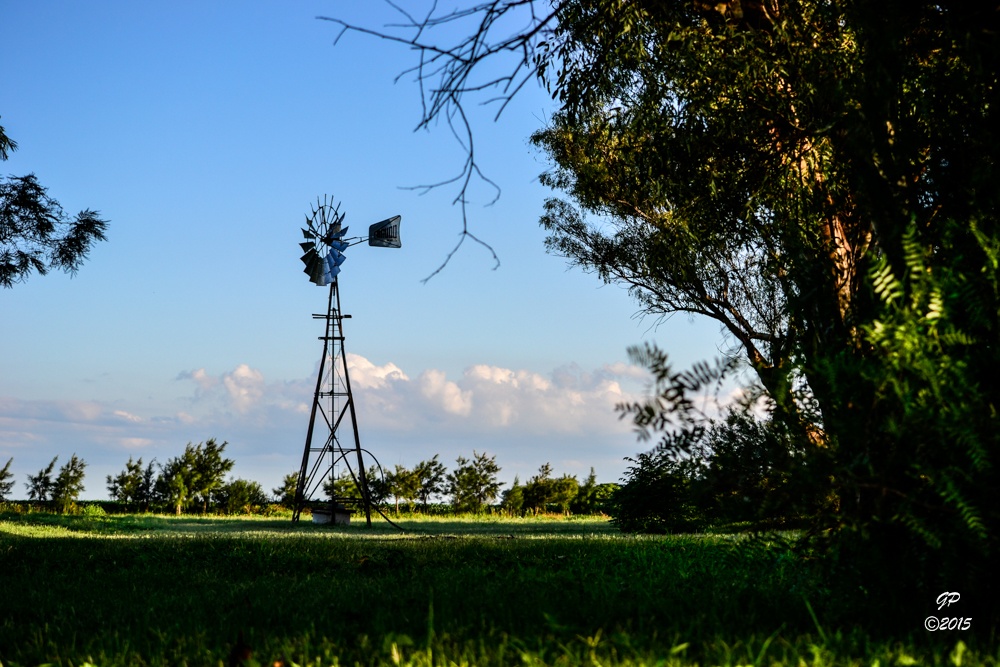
[0,512,993,666]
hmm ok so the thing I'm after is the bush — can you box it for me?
[610,411,815,533]
[81,503,107,518]
[215,479,269,515]
[610,447,705,534]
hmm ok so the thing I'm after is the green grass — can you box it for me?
[0,512,994,666]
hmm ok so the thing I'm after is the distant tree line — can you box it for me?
[0,444,618,517]
[281,451,618,517]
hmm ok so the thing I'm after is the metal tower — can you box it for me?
[292,278,372,524]
[291,196,401,524]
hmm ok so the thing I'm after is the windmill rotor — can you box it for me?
[299,196,401,286]
[300,195,351,287]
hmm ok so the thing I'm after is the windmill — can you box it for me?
[292,195,401,525]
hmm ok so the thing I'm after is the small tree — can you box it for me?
[388,465,421,513]
[321,466,385,506]
[51,454,87,513]
[155,454,194,515]
[522,463,555,514]
[25,456,57,502]
[137,459,157,512]
[0,457,14,500]
[500,476,524,516]
[272,471,299,508]
[154,439,234,514]
[107,456,145,509]
[447,451,503,514]
[414,455,447,511]
[190,438,234,513]
[571,468,599,514]
[551,474,579,515]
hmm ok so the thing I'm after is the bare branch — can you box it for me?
[318,1,558,280]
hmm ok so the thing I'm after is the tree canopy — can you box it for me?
[0,119,109,288]
[330,0,1000,618]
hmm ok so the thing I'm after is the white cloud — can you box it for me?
[347,357,647,438]
[113,410,144,423]
[222,364,265,413]
[346,353,409,389]
[417,369,474,416]
[176,368,218,391]
[0,355,670,500]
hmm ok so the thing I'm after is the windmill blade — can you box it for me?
[298,195,358,286]
[307,255,327,284]
[326,250,347,270]
[326,225,348,242]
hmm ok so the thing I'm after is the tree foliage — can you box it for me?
[51,454,87,514]
[499,475,525,515]
[272,472,299,509]
[0,457,14,500]
[154,439,234,515]
[329,1,1000,614]
[0,119,109,288]
[414,455,448,509]
[322,466,388,507]
[388,464,421,513]
[447,451,503,513]
[215,478,269,514]
[25,456,58,502]
[107,456,156,511]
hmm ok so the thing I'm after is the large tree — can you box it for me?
[531,1,1000,610]
[331,0,1000,615]
[0,118,109,288]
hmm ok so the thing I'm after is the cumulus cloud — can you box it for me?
[171,356,650,440]
[345,356,648,438]
[0,355,680,500]
[176,368,218,392]
[417,369,474,417]
[222,364,265,413]
[347,354,409,389]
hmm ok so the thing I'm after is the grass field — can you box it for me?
[0,510,994,666]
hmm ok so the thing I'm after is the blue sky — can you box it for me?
[1,2,725,500]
